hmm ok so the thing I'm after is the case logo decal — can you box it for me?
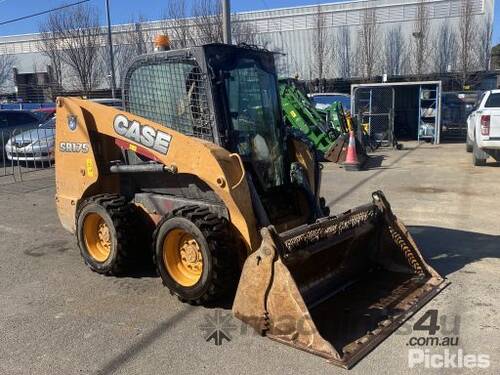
[113,114,172,155]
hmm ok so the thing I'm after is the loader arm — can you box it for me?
[279,80,336,154]
[278,80,367,165]
[55,97,259,251]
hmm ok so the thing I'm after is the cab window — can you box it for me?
[485,93,500,108]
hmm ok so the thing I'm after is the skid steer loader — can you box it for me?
[55,43,445,368]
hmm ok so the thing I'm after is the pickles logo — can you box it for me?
[113,114,172,154]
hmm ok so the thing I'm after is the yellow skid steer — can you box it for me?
[55,43,445,368]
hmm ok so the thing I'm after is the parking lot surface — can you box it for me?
[0,142,498,374]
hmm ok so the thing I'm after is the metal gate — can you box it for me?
[353,86,395,147]
[1,125,54,179]
[441,91,478,141]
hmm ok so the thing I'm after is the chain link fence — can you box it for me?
[0,81,122,180]
[0,122,55,179]
[353,86,395,147]
[1,82,119,104]
[0,109,55,180]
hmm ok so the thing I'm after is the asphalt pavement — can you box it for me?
[0,142,498,374]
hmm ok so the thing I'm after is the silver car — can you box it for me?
[5,117,55,162]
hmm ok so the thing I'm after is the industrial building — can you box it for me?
[0,0,495,94]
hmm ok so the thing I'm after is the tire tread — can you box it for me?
[76,194,136,275]
[152,205,237,305]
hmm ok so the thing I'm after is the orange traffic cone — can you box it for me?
[342,130,361,171]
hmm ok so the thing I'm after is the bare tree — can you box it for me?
[126,17,150,56]
[163,0,260,47]
[384,26,406,76]
[164,0,192,48]
[273,50,289,78]
[492,44,500,71]
[39,4,103,94]
[358,7,380,80]
[310,6,330,79]
[457,0,478,86]
[192,0,223,44]
[37,30,64,89]
[36,31,64,100]
[411,0,432,78]
[434,23,457,73]
[478,18,493,71]
[0,54,16,88]
[232,16,261,46]
[333,25,354,78]
[105,17,151,87]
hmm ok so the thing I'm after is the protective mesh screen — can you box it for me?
[123,56,214,142]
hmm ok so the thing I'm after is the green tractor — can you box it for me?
[279,79,366,166]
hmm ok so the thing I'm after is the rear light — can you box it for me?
[481,115,490,136]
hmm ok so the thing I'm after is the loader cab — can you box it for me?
[123,44,311,228]
[203,45,287,191]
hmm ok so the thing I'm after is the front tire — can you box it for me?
[466,134,473,153]
[76,194,135,275]
[153,206,238,305]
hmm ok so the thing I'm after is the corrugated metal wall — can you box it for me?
[0,0,493,83]
[233,0,491,79]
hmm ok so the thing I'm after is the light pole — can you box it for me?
[222,0,231,44]
[105,0,116,98]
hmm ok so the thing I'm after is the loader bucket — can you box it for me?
[233,191,446,369]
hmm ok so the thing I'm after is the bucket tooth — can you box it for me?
[233,191,447,368]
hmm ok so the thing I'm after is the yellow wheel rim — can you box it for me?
[163,229,203,287]
[83,212,112,263]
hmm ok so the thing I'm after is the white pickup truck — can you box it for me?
[466,89,500,166]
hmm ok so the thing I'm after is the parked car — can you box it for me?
[32,108,56,122]
[308,93,351,111]
[5,117,55,162]
[0,110,42,157]
[0,110,41,133]
[466,89,500,166]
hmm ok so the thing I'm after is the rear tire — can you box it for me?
[472,140,487,166]
[76,194,135,275]
[153,206,238,305]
